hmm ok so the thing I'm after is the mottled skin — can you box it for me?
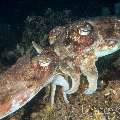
[0,49,69,119]
[1,16,120,119]
[49,16,120,95]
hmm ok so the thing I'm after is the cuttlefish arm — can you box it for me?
[58,57,81,95]
[51,74,69,106]
[80,51,98,94]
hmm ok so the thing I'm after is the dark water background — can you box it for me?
[0,0,119,23]
[0,0,119,48]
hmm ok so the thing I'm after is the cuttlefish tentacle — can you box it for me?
[59,60,80,95]
[66,73,80,95]
[51,74,69,106]
[80,51,98,94]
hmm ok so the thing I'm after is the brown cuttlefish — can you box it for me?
[49,16,120,95]
[0,43,69,119]
[0,16,120,119]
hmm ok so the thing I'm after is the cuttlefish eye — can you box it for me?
[38,56,52,67]
[79,23,92,36]
[31,56,51,68]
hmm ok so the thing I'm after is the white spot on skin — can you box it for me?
[79,24,92,36]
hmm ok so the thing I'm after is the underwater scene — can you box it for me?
[0,0,120,120]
